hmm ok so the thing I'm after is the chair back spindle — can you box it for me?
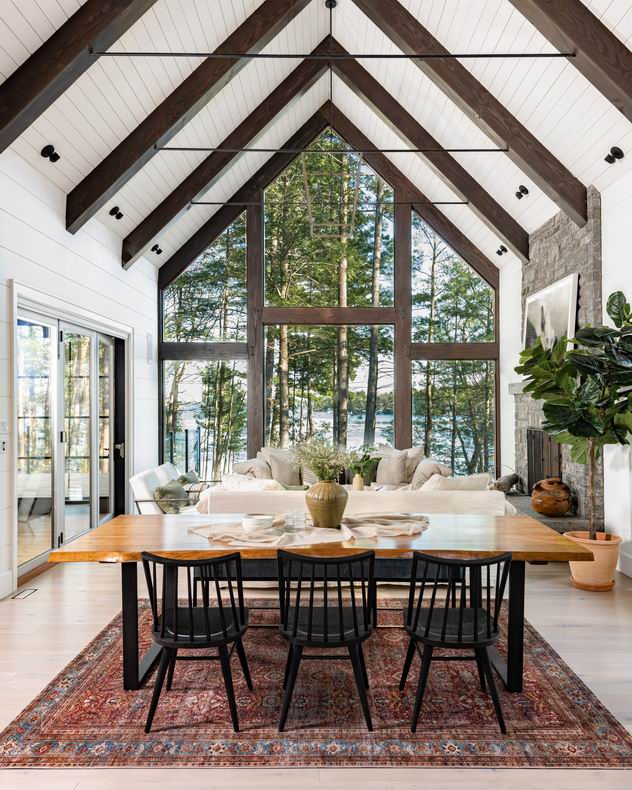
[277,551,375,646]
[141,552,246,647]
[405,552,512,647]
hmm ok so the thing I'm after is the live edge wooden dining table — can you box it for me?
[48,512,593,696]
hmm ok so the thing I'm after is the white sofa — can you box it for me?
[196,488,516,517]
[129,462,199,515]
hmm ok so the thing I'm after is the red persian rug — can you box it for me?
[1,599,632,769]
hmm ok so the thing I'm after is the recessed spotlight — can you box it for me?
[109,206,123,220]
[41,144,60,162]
[515,185,529,200]
[604,146,625,164]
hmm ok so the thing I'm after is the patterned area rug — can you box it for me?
[1,599,632,769]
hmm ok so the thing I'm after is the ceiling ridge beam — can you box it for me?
[506,0,632,124]
[350,0,587,227]
[0,0,159,155]
[65,0,312,234]
[158,111,329,290]
[122,40,331,269]
[328,37,529,263]
[321,101,498,289]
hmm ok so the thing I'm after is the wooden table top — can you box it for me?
[48,513,594,564]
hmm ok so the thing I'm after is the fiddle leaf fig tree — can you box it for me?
[515,291,632,540]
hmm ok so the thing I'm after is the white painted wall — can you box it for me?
[601,168,632,578]
[498,257,522,476]
[0,149,158,597]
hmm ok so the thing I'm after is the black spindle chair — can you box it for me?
[141,551,253,733]
[277,550,376,732]
[399,551,512,734]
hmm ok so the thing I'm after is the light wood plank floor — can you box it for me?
[1,562,631,789]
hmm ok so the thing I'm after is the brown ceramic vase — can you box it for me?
[305,480,348,529]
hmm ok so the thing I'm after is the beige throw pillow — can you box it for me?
[377,444,424,482]
[410,458,453,490]
[375,452,408,485]
[233,457,272,479]
[259,447,301,487]
[420,472,492,491]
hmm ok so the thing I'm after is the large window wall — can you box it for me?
[159,128,499,474]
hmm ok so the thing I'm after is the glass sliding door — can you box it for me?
[16,315,57,567]
[16,316,121,571]
[98,336,115,523]
[60,328,94,542]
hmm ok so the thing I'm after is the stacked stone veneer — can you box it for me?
[514,186,603,519]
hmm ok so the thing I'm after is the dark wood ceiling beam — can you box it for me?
[322,102,499,289]
[0,0,158,154]
[507,0,632,123]
[66,0,311,234]
[328,38,529,263]
[351,0,587,226]
[122,42,329,269]
[158,111,328,290]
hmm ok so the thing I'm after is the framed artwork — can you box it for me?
[523,273,579,349]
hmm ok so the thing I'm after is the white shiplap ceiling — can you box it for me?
[1,0,632,272]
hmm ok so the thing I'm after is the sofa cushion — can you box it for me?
[154,479,189,514]
[421,472,491,491]
[233,457,272,479]
[217,474,286,492]
[376,452,408,485]
[410,459,453,490]
[377,444,424,482]
[259,447,300,486]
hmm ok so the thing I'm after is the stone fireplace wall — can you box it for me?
[514,186,603,519]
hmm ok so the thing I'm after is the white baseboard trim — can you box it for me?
[617,548,632,579]
[0,570,15,600]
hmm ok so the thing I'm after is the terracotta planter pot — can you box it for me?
[305,480,348,529]
[565,531,622,591]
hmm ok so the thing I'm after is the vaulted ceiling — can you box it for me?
[1,0,631,277]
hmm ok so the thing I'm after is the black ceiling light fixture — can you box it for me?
[40,144,60,162]
[109,206,123,219]
[515,184,529,200]
[151,244,163,255]
[604,146,625,164]
[496,245,508,257]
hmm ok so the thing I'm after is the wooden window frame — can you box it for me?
[158,151,500,475]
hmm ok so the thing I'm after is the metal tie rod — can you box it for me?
[190,200,469,206]
[94,50,575,60]
[159,146,508,153]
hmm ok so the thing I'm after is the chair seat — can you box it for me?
[155,606,249,646]
[281,605,372,646]
[404,606,499,647]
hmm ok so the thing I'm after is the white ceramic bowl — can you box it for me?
[242,514,274,533]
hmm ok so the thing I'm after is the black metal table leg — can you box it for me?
[489,559,525,693]
[121,561,161,690]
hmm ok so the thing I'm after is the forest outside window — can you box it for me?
[412,212,494,343]
[264,129,394,309]
[412,360,496,475]
[163,359,248,478]
[162,214,247,343]
[264,325,394,451]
